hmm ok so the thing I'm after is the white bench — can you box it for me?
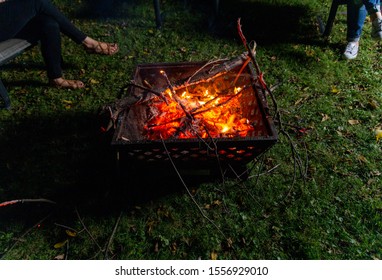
[0,39,35,109]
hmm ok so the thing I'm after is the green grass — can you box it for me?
[0,0,381,260]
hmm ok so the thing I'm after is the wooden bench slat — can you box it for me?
[0,39,33,66]
[1,38,36,109]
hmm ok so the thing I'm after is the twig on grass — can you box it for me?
[65,239,69,260]
[104,211,123,260]
[247,163,281,179]
[75,208,103,252]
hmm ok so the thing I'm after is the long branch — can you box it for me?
[0,198,56,207]
[167,53,248,92]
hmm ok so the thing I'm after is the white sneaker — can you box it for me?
[343,42,359,60]
[371,18,382,40]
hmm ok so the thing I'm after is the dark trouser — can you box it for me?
[347,3,367,42]
[0,0,87,79]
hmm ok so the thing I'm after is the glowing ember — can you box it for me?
[144,74,255,140]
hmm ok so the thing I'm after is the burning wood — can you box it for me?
[144,74,255,140]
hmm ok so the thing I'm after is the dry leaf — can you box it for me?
[376,129,382,142]
[348,119,360,125]
[331,86,340,94]
[358,155,368,163]
[89,78,99,84]
[210,251,218,260]
[171,242,177,254]
[213,200,221,206]
[305,49,315,57]
[368,99,379,109]
[147,220,156,235]
[65,230,77,237]
[54,240,68,249]
[54,254,65,260]
[227,238,233,248]
[294,98,303,106]
[62,100,73,109]
[321,114,330,122]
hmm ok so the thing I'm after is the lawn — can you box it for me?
[0,0,381,260]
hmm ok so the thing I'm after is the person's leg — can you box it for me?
[34,0,87,43]
[362,0,382,39]
[344,2,367,59]
[1,0,117,88]
[347,2,367,42]
[15,15,84,89]
[1,0,118,52]
[362,0,381,16]
[38,15,85,88]
[34,0,118,53]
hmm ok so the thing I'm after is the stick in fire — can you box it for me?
[160,70,194,121]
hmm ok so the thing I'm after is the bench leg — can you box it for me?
[0,79,11,110]
[323,0,343,37]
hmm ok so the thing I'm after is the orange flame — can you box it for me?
[144,79,253,140]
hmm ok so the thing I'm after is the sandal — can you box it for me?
[84,42,119,55]
[50,78,85,89]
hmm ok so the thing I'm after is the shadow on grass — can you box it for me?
[0,79,47,90]
[76,0,122,19]
[0,110,229,222]
[75,0,316,45]
[193,0,315,45]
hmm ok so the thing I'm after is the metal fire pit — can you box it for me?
[111,60,278,166]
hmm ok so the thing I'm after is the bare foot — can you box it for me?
[50,77,85,89]
[82,37,119,55]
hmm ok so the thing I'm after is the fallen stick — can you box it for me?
[0,198,56,207]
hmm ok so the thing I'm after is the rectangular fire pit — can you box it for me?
[111,58,278,166]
